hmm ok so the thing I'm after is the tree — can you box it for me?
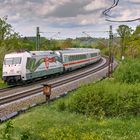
[41,39,61,50]
[117,25,133,59]
[127,25,140,58]
[61,39,73,49]
[0,16,12,41]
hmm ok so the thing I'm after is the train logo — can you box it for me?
[26,56,56,72]
[44,57,56,69]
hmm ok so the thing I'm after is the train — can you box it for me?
[2,48,101,84]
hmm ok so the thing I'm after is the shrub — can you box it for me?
[57,100,66,111]
[2,120,14,140]
[114,59,140,83]
[21,131,31,140]
[67,80,140,117]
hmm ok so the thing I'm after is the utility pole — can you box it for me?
[36,27,40,51]
[108,25,113,77]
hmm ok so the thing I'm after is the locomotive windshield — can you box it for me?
[4,57,22,65]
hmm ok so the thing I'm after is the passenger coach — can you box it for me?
[58,48,101,71]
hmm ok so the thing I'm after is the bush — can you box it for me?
[1,120,14,140]
[57,100,66,111]
[114,59,140,83]
[67,80,140,117]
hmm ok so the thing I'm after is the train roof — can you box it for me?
[30,51,54,56]
[4,50,55,58]
[4,51,30,58]
[57,48,100,55]
[4,48,100,58]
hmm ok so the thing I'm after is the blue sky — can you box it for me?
[0,0,140,39]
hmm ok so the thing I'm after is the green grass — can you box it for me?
[0,101,140,140]
[0,78,7,88]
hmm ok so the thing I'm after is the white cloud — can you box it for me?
[118,8,140,20]
[84,0,108,11]
[128,0,140,3]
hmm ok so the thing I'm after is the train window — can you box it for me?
[91,53,97,57]
[13,57,22,64]
[64,56,69,62]
[4,58,13,65]
[4,57,22,65]
[68,56,71,61]
[55,56,62,62]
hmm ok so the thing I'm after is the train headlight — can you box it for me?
[17,71,21,74]
[3,72,7,75]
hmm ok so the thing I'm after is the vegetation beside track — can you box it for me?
[55,59,140,118]
[0,104,140,140]
[59,80,140,117]
[0,79,7,88]
[0,59,140,139]
[114,59,140,84]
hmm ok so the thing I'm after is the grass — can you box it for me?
[0,78,7,88]
[0,101,140,140]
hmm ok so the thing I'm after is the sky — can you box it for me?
[0,0,140,39]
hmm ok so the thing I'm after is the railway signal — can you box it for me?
[43,84,51,101]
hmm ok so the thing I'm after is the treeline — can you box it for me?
[113,25,140,60]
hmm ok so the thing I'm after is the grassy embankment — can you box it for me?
[0,59,140,139]
[0,78,7,88]
[0,101,140,140]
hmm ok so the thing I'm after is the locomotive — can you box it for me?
[2,48,101,84]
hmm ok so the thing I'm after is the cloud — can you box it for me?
[128,0,140,4]
[0,0,139,37]
[41,0,91,18]
[84,0,108,11]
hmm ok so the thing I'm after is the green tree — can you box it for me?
[61,39,73,49]
[117,25,133,59]
[0,16,12,41]
[126,25,140,58]
[0,17,35,79]
[41,39,61,50]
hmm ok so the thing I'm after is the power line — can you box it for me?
[39,31,60,34]
[106,18,140,22]
[102,0,120,17]
[103,0,140,22]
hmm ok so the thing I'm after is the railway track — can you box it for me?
[0,58,103,95]
[0,85,17,92]
[0,57,108,106]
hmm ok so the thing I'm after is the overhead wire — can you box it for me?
[103,0,140,22]
[102,0,119,17]
[106,18,140,22]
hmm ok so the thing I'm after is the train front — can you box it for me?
[2,52,26,84]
